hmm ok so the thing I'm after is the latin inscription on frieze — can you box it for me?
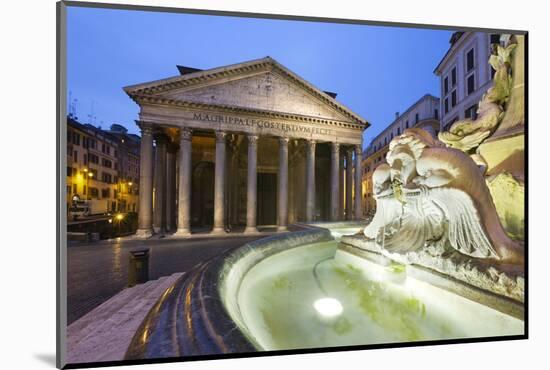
[193,113,331,136]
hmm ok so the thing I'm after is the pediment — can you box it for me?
[164,71,351,121]
[125,57,368,126]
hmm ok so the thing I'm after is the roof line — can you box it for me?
[123,56,369,128]
[367,94,439,144]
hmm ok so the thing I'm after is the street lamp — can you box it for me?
[115,213,124,234]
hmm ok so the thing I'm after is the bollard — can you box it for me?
[128,248,150,287]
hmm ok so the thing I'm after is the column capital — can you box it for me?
[307,139,316,150]
[140,125,154,136]
[215,130,227,143]
[331,142,340,153]
[278,136,290,146]
[247,134,259,145]
[180,127,192,142]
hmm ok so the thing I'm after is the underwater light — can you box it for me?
[313,297,343,317]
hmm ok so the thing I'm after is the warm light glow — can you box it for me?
[83,168,88,172]
[313,297,343,317]
[116,213,124,221]
[88,172,93,177]
[128,182,133,186]
[108,219,113,223]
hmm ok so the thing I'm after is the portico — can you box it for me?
[125,57,368,237]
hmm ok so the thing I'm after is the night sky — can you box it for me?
[67,6,453,147]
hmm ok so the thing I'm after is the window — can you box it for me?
[490,34,501,45]
[67,185,71,195]
[466,49,475,71]
[73,184,77,194]
[83,185,87,196]
[434,109,439,119]
[390,133,393,140]
[73,150,77,162]
[90,168,98,179]
[451,90,457,107]
[89,153,99,164]
[67,166,73,176]
[90,187,99,198]
[444,77,449,95]
[405,120,409,128]
[444,98,449,114]
[415,113,419,123]
[102,173,113,184]
[102,158,112,168]
[83,154,87,165]
[451,67,457,86]
[397,127,401,135]
[467,74,475,95]
[102,188,110,198]
[465,104,478,120]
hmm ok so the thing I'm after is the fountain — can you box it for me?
[123,35,525,359]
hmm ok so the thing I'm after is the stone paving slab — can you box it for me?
[67,273,184,364]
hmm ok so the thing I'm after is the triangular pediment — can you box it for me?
[124,57,368,126]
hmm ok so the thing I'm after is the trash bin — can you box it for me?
[128,248,150,287]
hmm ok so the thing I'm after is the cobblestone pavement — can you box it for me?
[67,234,266,325]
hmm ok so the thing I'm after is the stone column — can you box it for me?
[305,140,316,222]
[354,145,363,219]
[153,134,167,234]
[175,128,192,236]
[244,134,258,234]
[136,125,154,237]
[227,135,239,230]
[345,147,354,220]
[277,137,289,231]
[165,144,176,232]
[330,142,340,221]
[212,130,227,234]
[339,151,345,220]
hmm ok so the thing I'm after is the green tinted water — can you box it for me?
[237,240,523,351]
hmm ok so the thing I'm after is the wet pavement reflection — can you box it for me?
[67,235,263,324]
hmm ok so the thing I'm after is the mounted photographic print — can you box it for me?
[56,1,527,368]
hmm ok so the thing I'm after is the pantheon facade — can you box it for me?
[124,57,369,237]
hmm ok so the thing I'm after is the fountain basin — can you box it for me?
[125,223,524,359]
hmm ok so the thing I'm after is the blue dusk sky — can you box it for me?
[67,6,453,147]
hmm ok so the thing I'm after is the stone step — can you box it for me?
[67,279,157,343]
[67,273,184,364]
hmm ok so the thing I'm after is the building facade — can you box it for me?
[361,94,440,214]
[67,118,120,212]
[434,31,502,131]
[124,57,368,237]
[105,124,141,212]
